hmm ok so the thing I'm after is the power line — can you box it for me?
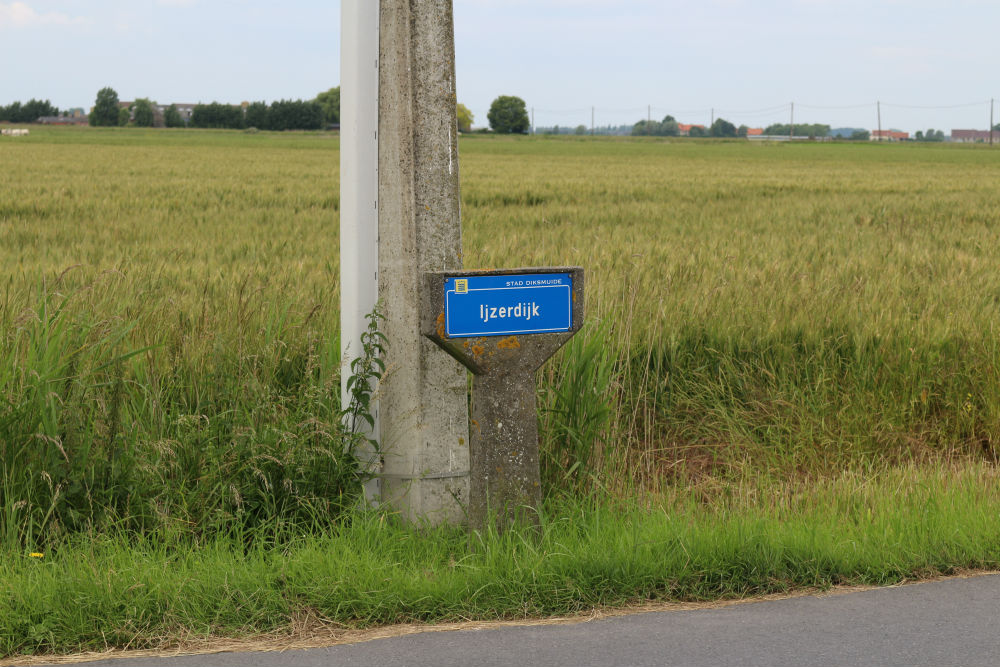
[651,107,713,116]
[881,100,989,109]
[532,107,590,114]
[797,102,874,110]
[714,103,790,115]
[592,106,647,114]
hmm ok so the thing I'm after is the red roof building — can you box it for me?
[677,123,706,136]
[870,130,909,141]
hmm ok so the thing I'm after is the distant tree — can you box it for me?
[660,117,679,136]
[915,130,924,141]
[574,124,587,135]
[631,119,657,136]
[737,124,749,138]
[315,86,340,125]
[132,98,154,127]
[922,128,945,142]
[850,130,871,141]
[688,125,708,137]
[191,102,246,129]
[8,98,58,122]
[164,104,185,128]
[267,99,323,131]
[807,124,830,138]
[0,101,20,122]
[487,95,529,134]
[632,117,680,137]
[244,101,268,129]
[763,122,830,138]
[710,118,737,138]
[117,107,130,126]
[90,87,120,127]
[456,103,474,133]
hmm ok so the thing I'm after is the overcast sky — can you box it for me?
[2,0,998,133]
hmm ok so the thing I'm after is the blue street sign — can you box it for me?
[444,273,573,337]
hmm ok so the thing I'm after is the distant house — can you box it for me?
[37,115,88,125]
[677,123,706,136]
[746,128,764,137]
[159,103,196,124]
[950,129,993,143]
[870,130,909,142]
[119,102,197,127]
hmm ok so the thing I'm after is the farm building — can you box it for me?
[950,129,994,143]
[870,130,909,141]
[37,116,88,125]
[677,123,706,136]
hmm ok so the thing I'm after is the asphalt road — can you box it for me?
[35,574,1000,667]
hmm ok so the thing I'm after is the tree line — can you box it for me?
[186,100,324,131]
[86,86,338,131]
[4,88,517,136]
[631,116,843,139]
[0,99,59,123]
[914,129,946,142]
[762,123,832,138]
[631,115,747,138]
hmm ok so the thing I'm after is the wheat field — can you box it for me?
[3,126,1000,539]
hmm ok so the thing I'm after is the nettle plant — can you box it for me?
[343,304,386,465]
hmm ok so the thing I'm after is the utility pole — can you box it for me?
[531,107,535,135]
[991,99,994,146]
[591,106,595,135]
[877,100,882,141]
[789,102,794,140]
[647,104,651,126]
[340,0,380,502]
[710,107,714,128]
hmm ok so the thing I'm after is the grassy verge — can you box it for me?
[4,462,1000,659]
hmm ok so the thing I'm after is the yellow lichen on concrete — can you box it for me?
[497,336,521,350]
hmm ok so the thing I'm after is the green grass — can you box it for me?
[4,126,1000,657]
[3,463,1000,658]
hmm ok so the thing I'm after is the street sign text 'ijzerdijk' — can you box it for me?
[422,267,584,531]
[443,273,573,337]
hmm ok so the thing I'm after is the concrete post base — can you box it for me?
[470,370,543,529]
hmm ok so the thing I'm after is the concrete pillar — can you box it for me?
[377,0,469,524]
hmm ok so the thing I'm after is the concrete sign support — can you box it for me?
[377,0,470,524]
[423,268,584,530]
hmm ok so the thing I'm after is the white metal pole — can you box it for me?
[340,0,380,501]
